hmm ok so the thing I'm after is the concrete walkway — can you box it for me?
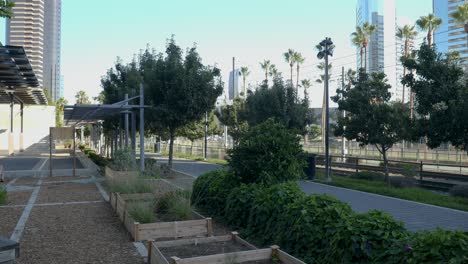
[299,181,468,231]
[146,153,224,177]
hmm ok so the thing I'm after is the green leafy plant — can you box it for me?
[228,119,306,185]
[450,184,468,199]
[0,186,7,205]
[110,148,137,171]
[156,191,192,221]
[128,201,156,224]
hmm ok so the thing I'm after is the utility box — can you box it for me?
[304,154,317,180]
[0,236,19,264]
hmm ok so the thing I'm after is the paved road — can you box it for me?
[146,154,224,177]
[299,181,468,231]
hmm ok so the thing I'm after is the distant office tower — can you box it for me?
[43,0,62,101]
[6,0,45,86]
[6,0,62,102]
[228,69,240,100]
[59,74,64,99]
[434,0,468,64]
[356,0,403,102]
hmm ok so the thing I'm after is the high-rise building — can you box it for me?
[6,0,62,102]
[6,0,45,86]
[356,0,403,102]
[434,0,468,63]
[228,68,240,100]
[43,0,62,101]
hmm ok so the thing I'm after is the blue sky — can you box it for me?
[0,0,432,107]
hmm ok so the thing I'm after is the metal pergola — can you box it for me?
[0,45,48,155]
[63,84,147,171]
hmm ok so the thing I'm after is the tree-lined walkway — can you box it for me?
[299,181,468,231]
[1,176,143,264]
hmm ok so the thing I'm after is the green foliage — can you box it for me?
[128,201,156,224]
[224,184,263,229]
[0,0,15,18]
[216,97,249,145]
[403,43,468,153]
[229,119,306,185]
[191,170,239,216]
[88,152,109,167]
[110,148,137,171]
[450,185,468,199]
[177,111,220,142]
[379,229,468,264]
[389,176,416,188]
[75,90,91,104]
[156,191,192,221]
[0,185,7,205]
[107,178,152,194]
[55,97,68,127]
[351,171,385,181]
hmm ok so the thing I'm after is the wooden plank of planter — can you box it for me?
[172,248,272,264]
[277,249,306,264]
[137,219,210,241]
[231,232,256,250]
[154,235,232,248]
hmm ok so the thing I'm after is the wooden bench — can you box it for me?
[0,236,19,264]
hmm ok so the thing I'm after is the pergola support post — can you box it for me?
[119,115,123,150]
[131,111,136,153]
[125,94,129,148]
[139,83,145,172]
[20,103,24,152]
[8,93,14,156]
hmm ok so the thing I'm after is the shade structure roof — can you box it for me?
[0,45,48,105]
[64,102,143,126]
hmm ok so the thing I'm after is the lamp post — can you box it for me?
[317,37,334,182]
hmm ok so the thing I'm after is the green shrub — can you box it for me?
[0,186,6,205]
[379,229,468,263]
[351,171,385,181]
[156,191,192,221]
[88,152,109,167]
[107,178,152,194]
[191,170,240,216]
[228,119,306,185]
[389,176,416,188]
[224,184,264,229]
[450,184,468,198]
[128,201,156,223]
[110,148,137,171]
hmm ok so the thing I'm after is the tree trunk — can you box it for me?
[364,47,367,72]
[290,65,293,87]
[265,71,268,83]
[168,128,175,168]
[321,83,326,148]
[360,48,364,69]
[190,140,194,156]
[382,147,389,184]
[427,30,432,46]
[243,76,246,96]
[296,65,300,96]
[402,39,408,105]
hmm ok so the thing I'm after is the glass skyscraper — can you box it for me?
[434,0,468,63]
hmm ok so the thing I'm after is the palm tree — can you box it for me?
[239,66,250,96]
[259,60,271,82]
[351,27,366,69]
[55,97,68,127]
[268,64,279,79]
[345,69,356,88]
[283,49,296,86]
[294,52,305,91]
[75,90,90,104]
[316,62,332,148]
[450,2,468,50]
[416,14,442,46]
[0,0,14,18]
[301,79,312,100]
[396,25,418,106]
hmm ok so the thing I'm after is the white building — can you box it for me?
[228,68,240,100]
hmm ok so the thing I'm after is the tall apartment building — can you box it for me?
[6,0,45,86]
[356,0,404,102]
[228,68,240,100]
[6,0,62,102]
[434,0,468,63]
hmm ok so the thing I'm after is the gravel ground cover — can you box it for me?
[13,178,39,185]
[16,203,143,264]
[37,182,102,203]
[5,190,32,205]
[0,207,24,237]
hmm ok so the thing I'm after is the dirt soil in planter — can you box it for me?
[37,182,103,203]
[0,207,24,237]
[160,240,252,260]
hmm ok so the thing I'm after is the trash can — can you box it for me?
[154,140,161,153]
[304,154,317,180]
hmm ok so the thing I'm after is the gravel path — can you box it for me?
[0,207,24,237]
[37,182,103,203]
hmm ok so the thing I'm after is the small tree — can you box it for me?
[75,90,91,104]
[229,119,306,185]
[333,70,411,182]
[0,0,14,18]
[177,111,220,155]
[216,97,248,146]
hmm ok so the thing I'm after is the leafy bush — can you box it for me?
[450,184,468,199]
[191,170,239,216]
[389,176,416,188]
[0,186,6,205]
[88,152,109,167]
[128,201,156,223]
[351,171,385,181]
[224,184,264,229]
[107,178,152,194]
[140,159,160,178]
[110,148,137,171]
[228,119,306,185]
[379,229,468,264]
[156,191,192,221]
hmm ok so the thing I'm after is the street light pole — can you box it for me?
[204,111,208,160]
[317,37,334,182]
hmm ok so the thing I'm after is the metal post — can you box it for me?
[80,126,84,144]
[119,116,123,149]
[20,103,24,152]
[49,127,53,177]
[10,94,13,133]
[204,112,208,160]
[139,83,145,171]
[324,43,331,182]
[341,66,346,159]
[125,94,129,148]
[73,126,76,177]
[9,94,14,155]
[131,111,136,152]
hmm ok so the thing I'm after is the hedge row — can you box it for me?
[191,170,468,263]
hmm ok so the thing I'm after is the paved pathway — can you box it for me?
[299,181,468,231]
[146,153,224,177]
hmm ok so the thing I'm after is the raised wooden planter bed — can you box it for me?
[109,192,213,241]
[105,166,139,181]
[147,232,306,264]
